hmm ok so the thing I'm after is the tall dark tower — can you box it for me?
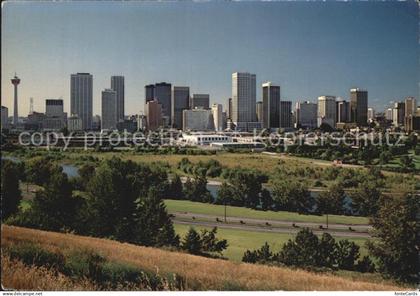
[11,74,20,126]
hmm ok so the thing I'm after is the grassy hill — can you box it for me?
[1,225,406,291]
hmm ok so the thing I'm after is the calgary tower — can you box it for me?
[11,73,20,126]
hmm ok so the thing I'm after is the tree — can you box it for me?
[169,174,184,200]
[84,158,177,247]
[1,160,22,220]
[183,175,212,203]
[316,233,337,268]
[368,194,420,283]
[355,256,376,273]
[23,170,82,231]
[25,157,63,186]
[242,242,273,264]
[400,155,414,172]
[350,180,381,216]
[336,240,360,270]
[379,150,391,165]
[272,180,314,213]
[181,228,202,255]
[256,242,273,262]
[242,250,258,263]
[277,228,319,267]
[317,183,346,216]
[134,188,179,247]
[200,227,228,255]
[260,189,273,211]
[78,163,96,190]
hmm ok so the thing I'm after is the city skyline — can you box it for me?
[2,1,418,116]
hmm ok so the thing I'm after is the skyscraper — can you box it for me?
[146,99,162,131]
[44,99,67,130]
[227,98,232,119]
[296,101,317,129]
[367,107,375,121]
[404,97,417,117]
[144,83,172,127]
[262,82,280,129]
[392,102,405,127]
[350,88,368,126]
[191,94,210,109]
[256,101,263,123]
[154,82,172,126]
[1,106,9,130]
[111,76,125,122]
[232,72,258,131]
[71,73,93,130]
[11,74,20,126]
[172,86,190,129]
[145,84,155,103]
[279,101,292,128]
[101,89,117,130]
[336,100,350,123]
[212,103,223,131]
[317,96,336,128]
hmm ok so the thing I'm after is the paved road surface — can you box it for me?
[171,211,372,238]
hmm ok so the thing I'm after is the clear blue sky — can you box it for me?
[1,1,418,116]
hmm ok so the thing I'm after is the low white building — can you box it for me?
[181,133,232,146]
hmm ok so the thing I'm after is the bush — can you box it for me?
[6,242,65,271]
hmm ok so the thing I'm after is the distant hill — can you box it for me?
[1,225,406,291]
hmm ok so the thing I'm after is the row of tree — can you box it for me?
[242,192,419,284]
[3,157,179,247]
[243,229,374,273]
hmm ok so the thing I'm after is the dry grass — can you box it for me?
[1,255,97,291]
[1,225,407,291]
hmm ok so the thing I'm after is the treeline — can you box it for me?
[2,157,228,258]
[243,229,374,273]
[277,134,419,173]
[243,192,419,284]
[173,158,387,217]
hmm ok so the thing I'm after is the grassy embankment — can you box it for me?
[1,225,406,291]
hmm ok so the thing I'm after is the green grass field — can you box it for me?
[165,199,369,225]
[174,223,369,262]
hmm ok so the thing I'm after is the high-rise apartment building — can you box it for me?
[232,72,258,131]
[71,73,93,130]
[101,89,117,130]
[296,101,317,129]
[172,86,190,129]
[350,88,368,126]
[262,82,280,129]
[317,96,336,128]
[111,76,125,122]
[191,94,210,109]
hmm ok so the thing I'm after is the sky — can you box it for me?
[1,1,419,116]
